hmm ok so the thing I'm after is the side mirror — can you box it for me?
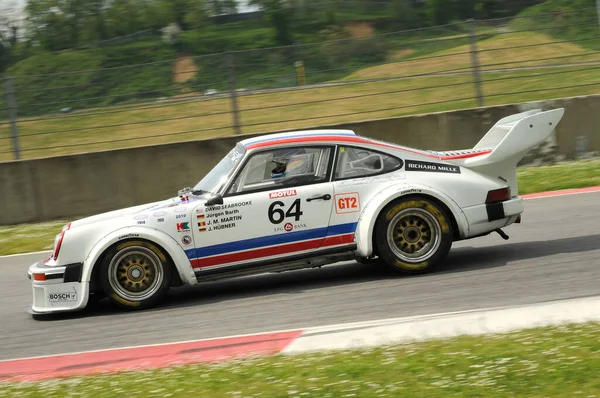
[205,194,224,206]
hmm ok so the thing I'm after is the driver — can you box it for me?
[271,158,288,178]
[270,148,309,179]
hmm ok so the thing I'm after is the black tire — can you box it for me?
[374,196,453,275]
[100,240,173,310]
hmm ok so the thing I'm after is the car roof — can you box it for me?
[238,129,359,150]
[237,129,445,160]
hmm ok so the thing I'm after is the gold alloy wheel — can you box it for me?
[107,246,164,302]
[386,208,442,263]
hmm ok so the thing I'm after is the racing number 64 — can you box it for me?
[268,199,303,224]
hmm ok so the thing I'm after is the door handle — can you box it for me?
[306,194,331,202]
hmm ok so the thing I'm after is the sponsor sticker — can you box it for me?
[48,292,77,302]
[405,160,461,174]
[205,201,252,212]
[118,233,140,240]
[181,235,192,245]
[274,222,307,233]
[269,189,297,199]
[176,222,190,232]
[335,192,361,214]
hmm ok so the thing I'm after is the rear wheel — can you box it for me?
[100,240,172,310]
[374,197,453,274]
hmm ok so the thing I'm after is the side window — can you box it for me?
[334,146,402,180]
[227,146,332,195]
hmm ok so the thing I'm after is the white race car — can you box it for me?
[27,108,564,315]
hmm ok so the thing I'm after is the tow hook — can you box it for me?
[495,228,509,240]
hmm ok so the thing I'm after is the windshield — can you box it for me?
[193,145,245,194]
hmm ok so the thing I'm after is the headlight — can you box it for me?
[46,222,71,263]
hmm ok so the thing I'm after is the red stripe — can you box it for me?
[247,136,439,158]
[194,233,355,268]
[0,330,303,382]
[439,149,493,160]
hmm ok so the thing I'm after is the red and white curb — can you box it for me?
[2,296,600,382]
[0,331,302,382]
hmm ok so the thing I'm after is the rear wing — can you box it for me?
[466,108,564,167]
[442,108,565,195]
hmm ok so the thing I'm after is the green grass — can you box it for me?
[0,159,597,256]
[517,158,600,194]
[1,322,599,397]
[0,220,67,256]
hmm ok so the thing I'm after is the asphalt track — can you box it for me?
[1,192,599,361]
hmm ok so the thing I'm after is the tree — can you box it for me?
[0,2,21,72]
[426,0,454,25]
[250,0,293,45]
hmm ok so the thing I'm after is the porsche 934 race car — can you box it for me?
[27,108,564,315]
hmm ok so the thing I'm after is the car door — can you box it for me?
[190,145,341,272]
[328,144,406,233]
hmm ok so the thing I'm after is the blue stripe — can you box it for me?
[243,132,356,147]
[185,222,357,259]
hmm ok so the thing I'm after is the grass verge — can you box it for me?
[0,159,597,257]
[1,322,599,397]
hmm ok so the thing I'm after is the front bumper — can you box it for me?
[27,260,89,314]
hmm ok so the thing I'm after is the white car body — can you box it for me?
[26,108,565,315]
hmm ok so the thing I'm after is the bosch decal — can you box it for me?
[49,292,77,302]
[405,160,461,174]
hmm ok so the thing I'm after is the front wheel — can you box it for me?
[100,240,173,310]
[374,197,453,274]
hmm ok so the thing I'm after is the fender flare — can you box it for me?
[354,183,469,257]
[81,226,197,287]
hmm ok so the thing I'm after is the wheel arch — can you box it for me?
[355,184,468,258]
[84,227,197,293]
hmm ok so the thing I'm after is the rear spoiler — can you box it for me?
[442,108,565,195]
[465,108,565,167]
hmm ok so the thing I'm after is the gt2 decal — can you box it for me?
[268,198,303,224]
[335,192,360,214]
[405,160,460,174]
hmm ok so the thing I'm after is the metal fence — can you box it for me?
[2,7,600,161]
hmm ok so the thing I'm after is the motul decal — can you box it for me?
[269,189,297,199]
